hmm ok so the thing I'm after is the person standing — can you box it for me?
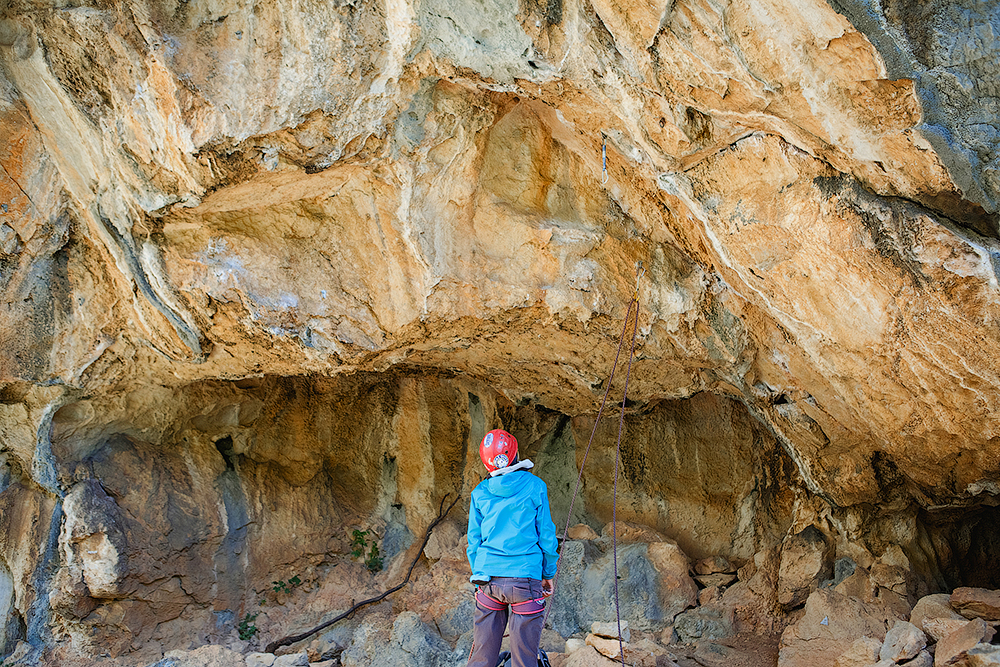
[466,429,559,667]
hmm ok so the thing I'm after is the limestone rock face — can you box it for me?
[1,0,1000,661]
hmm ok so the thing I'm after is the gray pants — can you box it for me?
[468,577,545,667]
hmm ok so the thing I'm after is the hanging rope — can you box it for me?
[612,280,641,666]
[544,263,643,658]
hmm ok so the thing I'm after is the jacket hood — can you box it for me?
[485,468,534,498]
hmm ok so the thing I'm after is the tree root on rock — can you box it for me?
[264,493,462,654]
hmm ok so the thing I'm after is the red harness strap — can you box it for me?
[475,588,546,615]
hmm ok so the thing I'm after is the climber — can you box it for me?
[466,429,559,667]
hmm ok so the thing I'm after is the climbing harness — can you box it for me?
[544,261,643,667]
[467,588,550,665]
[475,587,547,616]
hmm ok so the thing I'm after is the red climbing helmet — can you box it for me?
[479,429,518,472]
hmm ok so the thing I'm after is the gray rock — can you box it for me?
[452,631,474,665]
[548,539,696,637]
[435,595,474,643]
[246,653,276,667]
[673,604,733,643]
[273,653,309,667]
[823,558,857,589]
[965,643,1000,667]
[342,612,453,667]
[381,505,415,566]
[900,650,932,667]
[879,620,926,663]
[315,619,357,659]
[829,0,1000,213]
[546,540,588,637]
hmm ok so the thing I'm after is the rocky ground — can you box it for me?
[8,519,1000,667]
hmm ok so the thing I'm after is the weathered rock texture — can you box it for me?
[1,0,1000,662]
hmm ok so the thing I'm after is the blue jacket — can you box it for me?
[466,469,559,582]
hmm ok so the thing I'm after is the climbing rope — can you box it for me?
[544,262,643,667]
[612,281,641,666]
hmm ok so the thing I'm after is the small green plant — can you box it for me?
[350,528,383,573]
[271,575,303,594]
[238,612,259,641]
[350,529,369,558]
[365,542,383,573]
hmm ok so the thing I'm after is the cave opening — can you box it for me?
[214,435,236,471]
[923,503,1000,590]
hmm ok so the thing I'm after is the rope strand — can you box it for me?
[613,296,640,665]
[544,297,637,627]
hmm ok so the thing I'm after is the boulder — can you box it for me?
[871,564,910,597]
[720,580,783,635]
[951,589,1000,622]
[871,547,911,597]
[962,643,1000,667]
[695,557,735,575]
[778,526,834,609]
[567,524,600,541]
[591,621,630,641]
[563,646,624,667]
[903,651,933,667]
[693,638,778,667]
[583,635,661,667]
[911,594,964,631]
[924,619,973,644]
[699,586,721,606]
[273,654,308,667]
[246,654,275,667]
[826,558,859,589]
[549,539,697,637]
[646,542,699,621]
[779,589,902,667]
[833,636,881,667]
[433,595,475,643]
[880,620,926,663]
[310,622,357,661]
[341,612,454,667]
[935,618,994,667]
[162,645,247,667]
[835,568,876,603]
[694,574,737,588]
[586,634,623,660]
[673,604,734,643]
